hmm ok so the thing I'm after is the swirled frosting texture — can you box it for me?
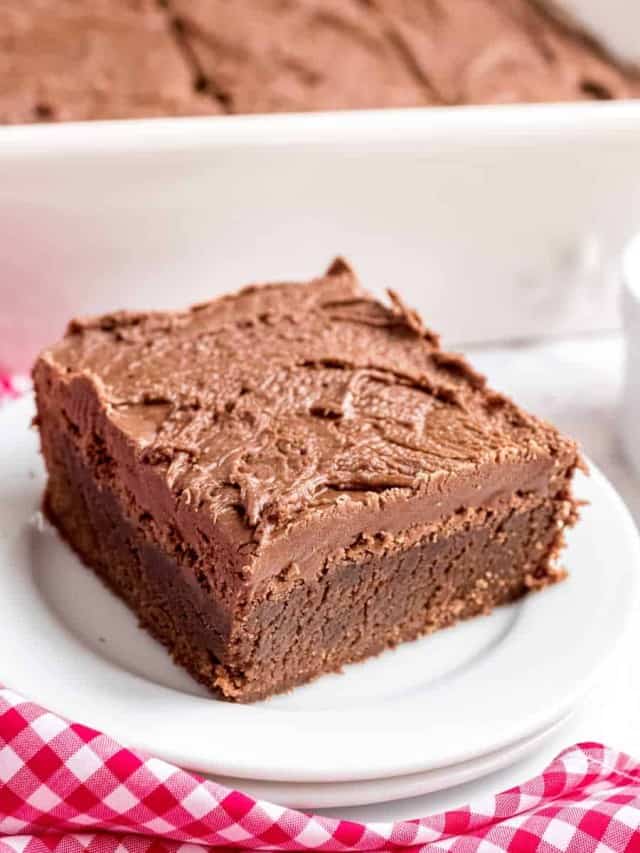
[43,260,579,581]
[171,0,640,112]
[2,0,639,123]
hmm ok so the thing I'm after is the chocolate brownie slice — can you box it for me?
[33,260,581,701]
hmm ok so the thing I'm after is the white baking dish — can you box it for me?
[2,100,640,372]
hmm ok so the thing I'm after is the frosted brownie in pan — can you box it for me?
[33,259,581,701]
[3,0,640,124]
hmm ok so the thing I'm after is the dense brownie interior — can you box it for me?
[33,259,582,700]
[3,0,640,124]
[42,408,574,701]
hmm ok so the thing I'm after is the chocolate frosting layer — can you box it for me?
[40,260,580,584]
[169,0,640,113]
[2,0,639,123]
[0,0,217,124]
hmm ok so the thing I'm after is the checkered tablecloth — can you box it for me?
[2,688,640,853]
[2,377,640,852]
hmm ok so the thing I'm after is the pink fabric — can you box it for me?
[1,377,639,851]
[1,689,640,853]
[0,375,21,400]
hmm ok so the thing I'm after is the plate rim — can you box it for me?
[1,394,638,782]
[205,711,574,809]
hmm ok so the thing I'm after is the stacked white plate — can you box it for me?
[1,395,639,809]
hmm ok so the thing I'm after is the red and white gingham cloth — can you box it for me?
[2,376,640,852]
[2,688,640,853]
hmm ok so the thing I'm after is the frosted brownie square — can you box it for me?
[33,259,581,701]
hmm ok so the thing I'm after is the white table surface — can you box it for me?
[316,330,640,822]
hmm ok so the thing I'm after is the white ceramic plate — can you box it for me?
[0,395,638,782]
[206,712,573,808]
